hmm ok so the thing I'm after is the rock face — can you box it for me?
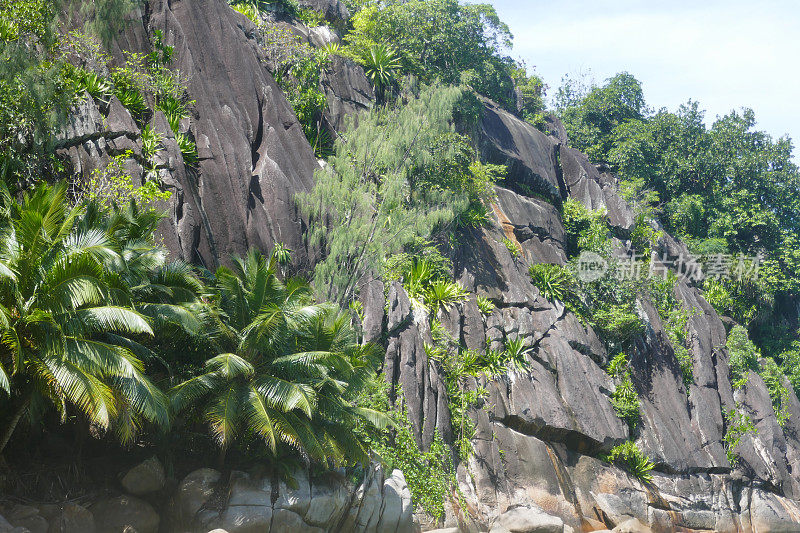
[50,0,800,531]
[61,0,319,269]
[362,104,800,531]
[120,457,166,496]
[321,55,375,136]
[169,466,414,533]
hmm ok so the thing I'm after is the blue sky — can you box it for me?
[477,0,800,151]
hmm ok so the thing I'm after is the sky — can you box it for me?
[476,0,800,150]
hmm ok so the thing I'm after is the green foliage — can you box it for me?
[393,256,467,317]
[606,352,629,379]
[529,263,575,304]
[299,83,491,304]
[0,182,171,451]
[781,339,800,401]
[663,305,696,390]
[559,72,800,361]
[86,151,172,208]
[174,133,199,167]
[511,64,547,128]
[630,212,661,256]
[346,0,518,107]
[261,24,330,151]
[606,353,641,430]
[602,441,654,483]
[171,250,389,465]
[369,405,453,521]
[360,43,401,100]
[502,237,521,258]
[557,72,646,162]
[561,198,611,257]
[80,71,114,102]
[593,305,645,348]
[727,325,760,390]
[760,357,791,428]
[723,408,757,466]
[476,296,495,317]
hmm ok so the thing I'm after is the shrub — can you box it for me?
[606,353,640,430]
[174,133,198,167]
[80,71,114,102]
[502,237,521,257]
[86,151,172,208]
[727,325,759,389]
[723,408,756,466]
[611,375,640,429]
[663,305,696,390]
[592,305,645,348]
[760,358,791,427]
[561,198,610,257]
[476,296,495,316]
[603,441,654,483]
[529,263,575,304]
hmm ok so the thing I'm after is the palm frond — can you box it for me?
[254,375,315,417]
[74,306,154,336]
[206,353,255,378]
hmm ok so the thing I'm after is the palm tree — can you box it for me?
[171,249,389,466]
[0,183,169,454]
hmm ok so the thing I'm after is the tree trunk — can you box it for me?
[216,446,227,471]
[0,393,32,456]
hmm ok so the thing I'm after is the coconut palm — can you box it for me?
[0,183,169,454]
[170,249,389,466]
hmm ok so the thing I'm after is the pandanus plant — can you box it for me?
[362,43,401,101]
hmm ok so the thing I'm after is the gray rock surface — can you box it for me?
[321,55,375,136]
[489,504,564,533]
[478,99,561,203]
[121,457,166,496]
[169,466,416,533]
[90,495,159,533]
[62,0,319,269]
[40,503,95,533]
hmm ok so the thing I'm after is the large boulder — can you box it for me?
[41,503,95,533]
[488,504,564,533]
[478,100,561,203]
[175,468,222,528]
[120,457,166,496]
[321,55,374,136]
[89,496,159,533]
[1,505,47,533]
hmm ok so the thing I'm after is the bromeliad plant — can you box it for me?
[170,249,391,466]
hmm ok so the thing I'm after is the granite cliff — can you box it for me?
[8,0,799,531]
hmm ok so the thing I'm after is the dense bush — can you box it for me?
[299,83,497,305]
[0,183,388,469]
[557,73,800,361]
